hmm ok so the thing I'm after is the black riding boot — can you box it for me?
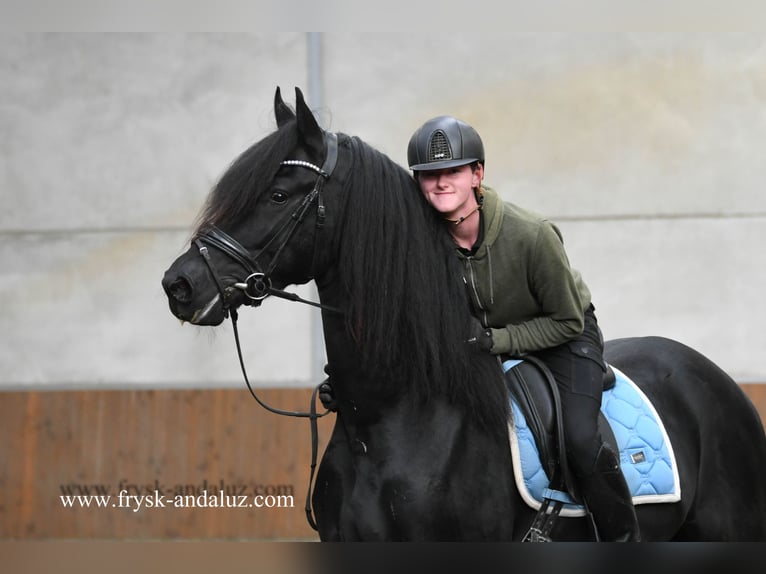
[579,443,641,542]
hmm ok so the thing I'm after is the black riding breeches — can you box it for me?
[529,305,607,477]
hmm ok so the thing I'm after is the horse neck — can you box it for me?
[313,278,407,421]
[316,284,372,388]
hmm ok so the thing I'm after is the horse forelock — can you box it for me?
[337,137,509,435]
[193,122,299,234]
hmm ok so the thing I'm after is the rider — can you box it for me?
[405,115,640,542]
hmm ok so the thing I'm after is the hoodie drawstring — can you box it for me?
[487,243,495,305]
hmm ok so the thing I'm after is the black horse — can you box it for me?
[162,87,766,541]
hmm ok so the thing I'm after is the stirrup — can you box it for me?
[522,495,565,542]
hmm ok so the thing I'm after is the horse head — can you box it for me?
[162,87,341,325]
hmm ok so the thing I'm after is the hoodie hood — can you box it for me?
[470,186,504,260]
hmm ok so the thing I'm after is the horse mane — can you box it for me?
[196,120,509,436]
[334,135,509,436]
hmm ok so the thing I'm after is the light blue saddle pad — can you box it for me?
[503,360,681,517]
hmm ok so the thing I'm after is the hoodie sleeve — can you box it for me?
[488,221,588,355]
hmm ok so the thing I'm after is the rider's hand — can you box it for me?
[467,318,493,353]
[318,381,338,412]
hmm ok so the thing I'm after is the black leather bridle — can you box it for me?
[191,131,341,532]
[193,131,340,317]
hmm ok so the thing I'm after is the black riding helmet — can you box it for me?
[407,115,484,171]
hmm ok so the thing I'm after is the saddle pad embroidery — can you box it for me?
[505,362,681,517]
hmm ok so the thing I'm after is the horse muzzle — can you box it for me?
[162,267,244,326]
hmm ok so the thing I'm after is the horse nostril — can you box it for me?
[168,277,193,304]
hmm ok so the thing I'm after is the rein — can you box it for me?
[193,131,342,532]
[230,306,328,531]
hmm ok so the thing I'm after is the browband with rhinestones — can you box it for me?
[280,159,328,178]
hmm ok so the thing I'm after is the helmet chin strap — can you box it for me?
[444,202,482,226]
[444,185,484,226]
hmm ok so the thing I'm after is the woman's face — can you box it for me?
[417,163,483,220]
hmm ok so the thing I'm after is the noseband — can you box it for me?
[190,131,341,532]
[193,131,340,316]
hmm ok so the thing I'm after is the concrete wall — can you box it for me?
[2,33,764,388]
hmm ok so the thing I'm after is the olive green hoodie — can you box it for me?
[457,186,592,356]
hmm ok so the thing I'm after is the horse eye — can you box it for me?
[271,190,288,205]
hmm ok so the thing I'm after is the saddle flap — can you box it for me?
[503,357,618,504]
[503,360,558,479]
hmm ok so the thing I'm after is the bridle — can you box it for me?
[193,131,340,316]
[192,131,341,532]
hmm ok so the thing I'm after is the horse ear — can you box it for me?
[274,86,295,127]
[294,87,324,157]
